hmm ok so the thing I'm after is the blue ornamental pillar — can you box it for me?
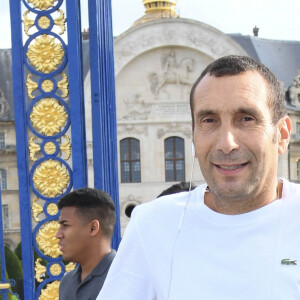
[88,0,121,249]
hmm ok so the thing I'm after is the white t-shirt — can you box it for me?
[97,179,300,300]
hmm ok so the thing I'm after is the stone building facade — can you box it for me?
[1,0,300,245]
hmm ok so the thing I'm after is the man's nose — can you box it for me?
[215,124,239,154]
[55,227,62,239]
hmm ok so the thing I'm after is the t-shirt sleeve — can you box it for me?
[96,206,156,300]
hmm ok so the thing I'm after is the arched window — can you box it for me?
[165,137,185,182]
[0,169,7,190]
[120,138,141,183]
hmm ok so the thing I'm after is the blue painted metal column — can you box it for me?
[88,0,121,249]
[9,0,87,298]
[9,0,35,299]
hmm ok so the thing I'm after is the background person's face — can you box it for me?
[56,206,91,263]
[193,71,280,208]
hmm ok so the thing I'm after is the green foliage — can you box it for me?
[0,269,13,300]
[4,246,22,281]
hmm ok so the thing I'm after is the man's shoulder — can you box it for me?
[60,266,78,286]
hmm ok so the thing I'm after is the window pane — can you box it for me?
[165,138,173,159]
[176,160,185,181]
[131,139,140,160]
[120,139,129,160]
[121,162,130,183]
[132,161,141,182]
[175,138,184,158]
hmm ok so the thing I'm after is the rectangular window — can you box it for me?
[2,204,8,229]
[0,133,5,150]
[296,123,300,140]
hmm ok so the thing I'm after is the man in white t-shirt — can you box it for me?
[97,55,300,300]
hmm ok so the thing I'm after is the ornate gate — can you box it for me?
[7,0,120,298]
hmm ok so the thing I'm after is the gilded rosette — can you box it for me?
[38,281,59,300]
[28,0,58,10]
[46,203,58,216]
[26,35,64,73]
[38,16,51,30]
[44,142,56,155]
[30,98,68,136]
[36,220,61,257]
[49,264,62,276]
[41,79,54,93]
[33,160,69,197]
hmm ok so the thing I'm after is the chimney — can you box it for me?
[253,26,259,37]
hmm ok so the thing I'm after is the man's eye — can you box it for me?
[203,118,214,123]
[242,116,254,121]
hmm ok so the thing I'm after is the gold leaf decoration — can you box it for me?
[65,262,76,272]
[46,203,58,216]
[32,197,43,222]
[35,258,46,283]
[54,10,66,35]
[23,10,35,36]
[30,98,68,136]
[27,35,64,73]
[33,159,70,197]
[44,142,56,155]
[28,0,58,10]
[49,264,61,276]
[29,136,41,161]
[26,74,38,99]
[57,73,69,98]
[39,281,59,300]
[36,220,61,257]
[41,79,54,92]
[38,16,51,30]
[60,135,71,160]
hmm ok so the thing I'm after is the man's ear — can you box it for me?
[278,116,291,154]
[89,220,100,236]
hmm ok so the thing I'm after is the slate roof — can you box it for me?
[229,34,300,89]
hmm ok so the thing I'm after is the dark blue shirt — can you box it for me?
[59,250,116,300]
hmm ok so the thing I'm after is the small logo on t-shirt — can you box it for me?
[281,259,297,265]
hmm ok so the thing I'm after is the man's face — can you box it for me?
[193,71,284,208]
[56,206,91,263]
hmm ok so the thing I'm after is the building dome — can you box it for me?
[132,0,178,27]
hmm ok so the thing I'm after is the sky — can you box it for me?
[1,0,300,49]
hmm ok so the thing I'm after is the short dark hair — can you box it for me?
[57,187,116,240]
[157,181,196,198]
[190,55,286,129]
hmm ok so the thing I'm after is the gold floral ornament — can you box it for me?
[23,10,35,36]
[33,159,70,197]
[38,281,59,300]
[38,16,51,30]
[26,74,38,99]
[29,137,41,161]
[32,197,43,222]
[44,142,56,155]
[36,220,61,257]
[46,203,58,216]
[49,264,61,276]
[35,258,46,283]
[60,135,71,160]
[28,0,58,10]
[65,262,76,272]
[27,35,64,73]
[41,79,54,92]
[30,98,68,136]
[54,10,66,35]
[57,73,69,98]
